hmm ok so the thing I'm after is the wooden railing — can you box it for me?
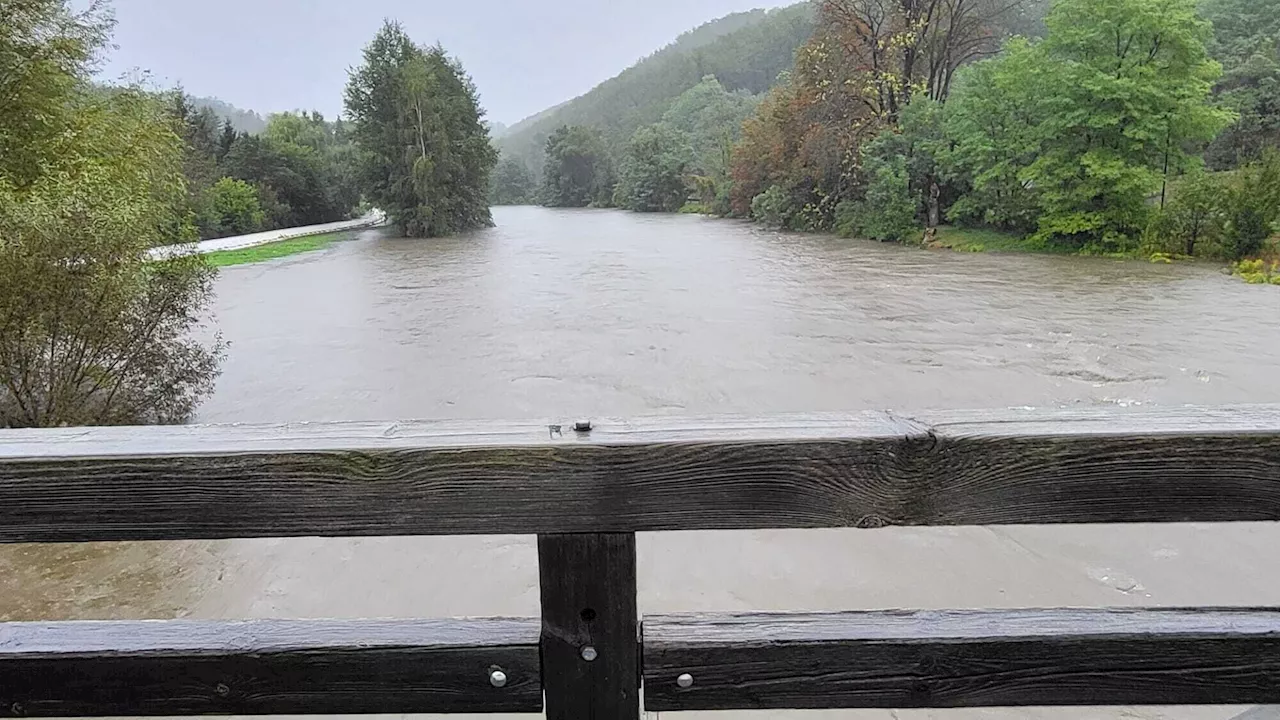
[2,405,1280,717]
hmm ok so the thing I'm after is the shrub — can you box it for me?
[204,177,266,238]
[840,157,920,242]
[0,89,224,428]
[751,185,791,228]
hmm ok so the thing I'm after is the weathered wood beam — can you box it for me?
[643,608,1280,710]
[0,618,542,716]
[2,406,1280,542]
[538,533,640,720]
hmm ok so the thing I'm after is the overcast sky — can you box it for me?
[94,0,794,126]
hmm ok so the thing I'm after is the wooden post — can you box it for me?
[538,533,639,720]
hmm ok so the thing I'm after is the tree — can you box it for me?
[490,154,535,205]
[204,177,265,237]
[1021,0,1230,249]
[660,76,758,211]
[219,113,358,231]
[0,86,224,427]
[864,98,952,228]
[1154,169,1223,256]
[1200,0,1280,167]
[1220,151,1280,258]
[218,120,238,160]
[837,155,919,241]
[617,124,694,212]
[541,125,615,207]
[0,0,113,188]
[813,0,1023,121]
[942,39,1043,232]
[345,22,497,237]
[662,76,758,177]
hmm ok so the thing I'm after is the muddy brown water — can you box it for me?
[5,206,1280,719]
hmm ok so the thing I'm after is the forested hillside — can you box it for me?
[191,96,267,135]
[496,3,816,176]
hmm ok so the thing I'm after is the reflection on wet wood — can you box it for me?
[644,608,1280,710]
[2,405,1280,542]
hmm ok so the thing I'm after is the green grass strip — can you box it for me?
[204,231,353,267]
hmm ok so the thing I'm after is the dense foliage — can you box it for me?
[345,22,497,237]
[1,0,223,427]
[175,99,361,240]
[490,154,536,205]
[540,125,615,207]
[616,124,694,212]
[1200,0,1280,167]
[708,0,1277,259]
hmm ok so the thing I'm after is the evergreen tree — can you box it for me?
[345,21,497,237]
[218,120,238,161]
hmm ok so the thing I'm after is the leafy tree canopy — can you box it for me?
[345,21,497,237]
[541,125,615,208]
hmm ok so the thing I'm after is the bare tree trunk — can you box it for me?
[927,180,941,228]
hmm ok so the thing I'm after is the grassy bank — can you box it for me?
[925,226,1078,254]
[204,231,352,267]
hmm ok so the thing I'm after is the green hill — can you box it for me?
[497,2,816,176]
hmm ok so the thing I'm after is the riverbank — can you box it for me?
[923,225,1073,254]
[203,230,354,267]
[147,212,385,262]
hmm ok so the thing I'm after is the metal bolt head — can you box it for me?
[677,673,694,688]
[580,645,598,661]
[489,669,508,688]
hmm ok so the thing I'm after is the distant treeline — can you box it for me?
[173,98,361,240]
[190,96,267,135]
[493,0,1280,263]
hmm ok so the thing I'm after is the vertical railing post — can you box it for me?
[538,533,639,720]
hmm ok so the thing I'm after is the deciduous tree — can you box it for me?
[345,21,497,236]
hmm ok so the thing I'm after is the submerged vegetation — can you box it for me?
[203,231,354,267]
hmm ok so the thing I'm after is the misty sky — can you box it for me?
[95,0,794,126]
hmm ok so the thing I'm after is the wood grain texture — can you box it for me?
[3,405,1280,542]
[538,533,639,720]
[643,608,1280,710]
[0,618,541,716]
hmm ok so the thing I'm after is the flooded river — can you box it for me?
[5,206,1280,718]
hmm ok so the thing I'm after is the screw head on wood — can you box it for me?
[489,669,508,688]
[677,673,694,688]
[580,645,598,661]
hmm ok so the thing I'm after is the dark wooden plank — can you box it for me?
[3,405,1280,542]
[643,608,1280,710]
[538,533,639,720]
[0,617,541,716]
